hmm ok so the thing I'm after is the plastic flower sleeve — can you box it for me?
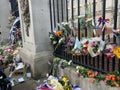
[87,37,104,57]
[72,37,82,51]
[99,39,105,51]
[88,45,99,57]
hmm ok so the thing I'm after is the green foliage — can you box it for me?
[62,24,72,35]
[79,17,86,31]
[50,58,61,76]
[51,58,120,87]
[95,74,105,83]
[0,49,3,54]
[79,68,89,78]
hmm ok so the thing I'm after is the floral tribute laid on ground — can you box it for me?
[36,75,82,90]
[50,58,120,87]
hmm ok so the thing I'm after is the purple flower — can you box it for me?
[59,61,64,69]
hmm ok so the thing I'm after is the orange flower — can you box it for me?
[117,76,120,80]
[105,75,111,80]
[111,77,115,81]
[90,74,95,78]
[56,30,62,37]
[87,71,92,76]
[114,81,119,87]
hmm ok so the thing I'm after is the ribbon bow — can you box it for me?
[96,17,110,30]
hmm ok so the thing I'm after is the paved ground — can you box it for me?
[4,68,46,90]
[12,78,44,90]
[0,0,10,42]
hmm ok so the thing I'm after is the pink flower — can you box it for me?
[7,49,11,52]
[76,70,80,77]
[11,50,14,52]
[4,50,7,53]
[104,80,107,85]
[94,71,98,76]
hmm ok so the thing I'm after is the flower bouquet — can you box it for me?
[72,37,89,56]
[72,37,82,55]
[103,43,116,59]
[49,30,63,47]
[3,45,16,64]
[80,39,89,54]
[105,71,120,87]
[87,37,105,57]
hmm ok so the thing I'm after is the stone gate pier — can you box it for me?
[17,0,53,79]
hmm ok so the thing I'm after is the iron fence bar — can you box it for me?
[85,0,88,68]
[119,59,120,72]
[71,0,74,20]
[61,0,64,22]
[75,56,77,64]
[85,55,88,65]
[93,0,96,37]
[66,0,68,22]
[97,55,99,68]
[53,0,56,28]
[113,0,118,42]
[85,0,87,37]
[107,59,109,72]
[101,0,106,71]
[78,0,80,40]
[102,0,106,41]
[57,0,60,29]
[49,0,53,32]
[71,0,74,28]
[78,56,81,64]
[93,57,95,67]
[113,0,118,71]
[88,54,91,66]
[82,55,84,64]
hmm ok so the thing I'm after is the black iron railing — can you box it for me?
[49,0,119,74]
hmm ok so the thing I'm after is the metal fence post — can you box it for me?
[53,0,56,28]
[113,0,118,71]
[49,0,53,32]
[102,0,106,71]
[85,0,87,37]
[93,0,96,37]
[71,0,74,28]
[78,0,80,40]
[57,0,60,29]
[61,0,64,22]
[66,0,68,22]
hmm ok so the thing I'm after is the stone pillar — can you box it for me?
[17,0,53,79]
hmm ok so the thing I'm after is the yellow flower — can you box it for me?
[113,47,120,59]
[56,30,62,37]
[62,76,69,83]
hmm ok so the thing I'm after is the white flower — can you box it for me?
[76,70,79,73]
[68,60,72,65]
[76,66,80,69]
[46,73,49,77]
